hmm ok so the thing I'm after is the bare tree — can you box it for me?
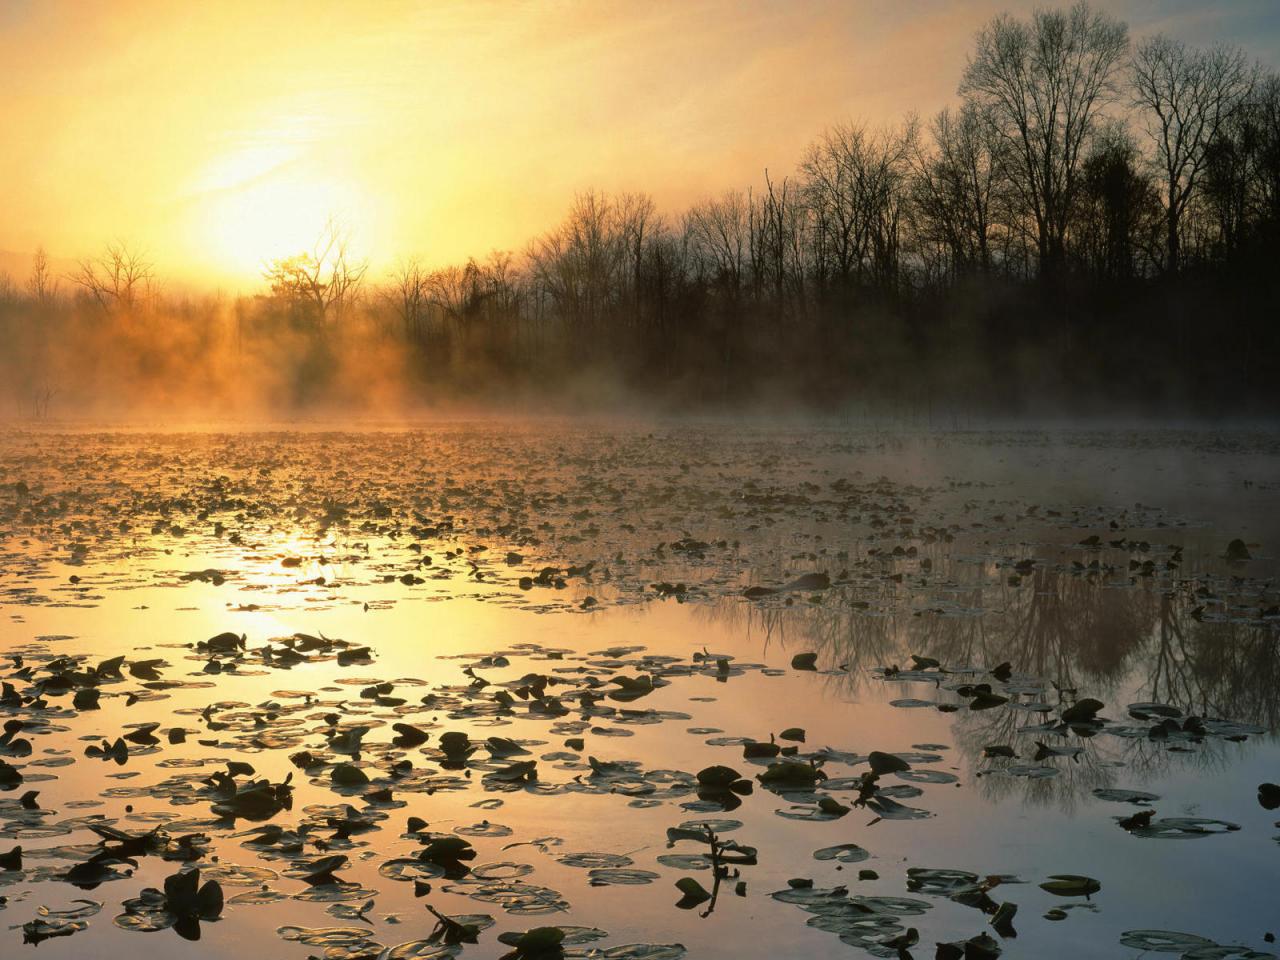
[910,103,1003,280]
[481,250,523,332]
[801,120,916,294]
[1072,122,1162,282]
[425,259,489,328]
[960,1,1129,279]
[1131,36,1253,272]
[69,241,154,311]
[33,383,57,419]
[685,190,751,293]
[615,192,657,323]
[263,218,368,328]
[385,258,429,342]
[757,170,809,312]
[529,190,627,340]
[1253,73,1280,232]
[27,246,59,306]
[1197,73,1279,255]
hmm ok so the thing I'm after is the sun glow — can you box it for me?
[181,110,377,283]
[199,175,362,280]
[0,2,986,289]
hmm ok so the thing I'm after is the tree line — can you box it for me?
[3,2,1279,416]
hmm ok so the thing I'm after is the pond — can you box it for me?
[1,423,1278,959]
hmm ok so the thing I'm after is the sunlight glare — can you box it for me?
[200,174,366,279]
[186,111,374,280]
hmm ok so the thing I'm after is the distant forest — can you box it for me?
[3,2,1279,417]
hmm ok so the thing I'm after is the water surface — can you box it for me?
[1,424,1278,959]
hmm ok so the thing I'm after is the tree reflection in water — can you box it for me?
[699,563,1278,811]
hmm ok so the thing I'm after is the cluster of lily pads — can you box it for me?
[1,609,1274,959]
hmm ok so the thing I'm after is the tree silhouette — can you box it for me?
[262,218,367,329]
[1131,35,1254,273]
[960,2,1129,280]
[69,241,154,312]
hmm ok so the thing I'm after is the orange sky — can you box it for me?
[1,0,1277,289]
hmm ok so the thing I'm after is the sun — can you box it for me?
[204,177,347,278]
[184,129,372,284]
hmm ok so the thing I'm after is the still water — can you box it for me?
[1,424,1278,959]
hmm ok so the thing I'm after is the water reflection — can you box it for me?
[702,564,1279,811]
[1147,594,1280,730]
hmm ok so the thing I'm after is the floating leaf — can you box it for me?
[673,876,711,908]
[813,843,869,864]
[1039,875,1100,897]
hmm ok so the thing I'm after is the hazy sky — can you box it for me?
[2,0,1278,287]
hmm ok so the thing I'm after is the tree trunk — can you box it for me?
[1166,207,1181,274]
